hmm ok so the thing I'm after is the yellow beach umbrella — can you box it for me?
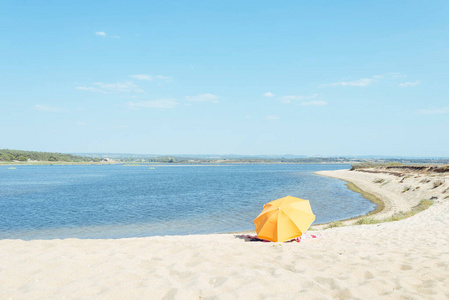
[254,196,316,242]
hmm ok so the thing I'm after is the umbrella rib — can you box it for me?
[281,210,315,237]
[278,210,303,240]
[256,210,279,241]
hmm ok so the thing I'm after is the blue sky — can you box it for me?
[1,1,448,157]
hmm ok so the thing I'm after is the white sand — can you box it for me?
[1,169,449,299]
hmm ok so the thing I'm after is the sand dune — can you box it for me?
[1,169,448,299]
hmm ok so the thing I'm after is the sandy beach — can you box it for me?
[1,168,449,299]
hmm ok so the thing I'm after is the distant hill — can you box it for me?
[0,149,101,163]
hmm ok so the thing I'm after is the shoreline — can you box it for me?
[313,168,447,227]
[312,169,389,227]
[1,168,449,298]
[316,169,399,221]
[234,169,390,233]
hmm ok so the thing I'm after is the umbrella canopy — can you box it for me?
[254,196,316,242]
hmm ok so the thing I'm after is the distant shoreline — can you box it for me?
[1,161,356,166]
[0,161,119,166]
[3,149,449,166]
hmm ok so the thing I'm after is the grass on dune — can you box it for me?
[316,199,435,229]
[323,221,344,229]
[354,199,434,225]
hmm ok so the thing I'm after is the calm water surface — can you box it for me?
[0,164,375,239]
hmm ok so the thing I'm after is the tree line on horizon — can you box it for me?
[0,149,100,163]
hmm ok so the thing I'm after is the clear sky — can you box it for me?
[1,1,448,157]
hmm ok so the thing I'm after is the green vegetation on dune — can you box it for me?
[351,162,401,169]
[345,181,385,216]
[0,149,100,163]
[316,199,435,230]
[351,162,449,171]
[354,199,434,225]
[324,221,344,229]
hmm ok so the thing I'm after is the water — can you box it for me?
[0,164,375,240]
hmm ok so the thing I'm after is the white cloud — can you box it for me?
[417,107,449,115]
[130,74,153,81]
[321,73,408,88]
[155,75,172,81]
[77,122,87,126]
[95,32,120,39]
[263,92,275,97]
[126,99,178,109]
[185,93,219,103]
[266,115,280,120]
[399,81,420,87]
[76,81,143,93]
[33,104,65,112]
[299,100,328,106]
[321,78,375,87]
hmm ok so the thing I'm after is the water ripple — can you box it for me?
[0,164,375,239]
